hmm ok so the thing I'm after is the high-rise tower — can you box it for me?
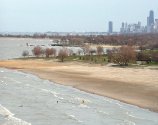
[147,10,154,32]
[149,10,154,26]
[108,21,113,33]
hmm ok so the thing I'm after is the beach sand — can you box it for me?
[0,60,158,112]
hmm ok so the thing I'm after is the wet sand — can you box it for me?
[0,60,158,112]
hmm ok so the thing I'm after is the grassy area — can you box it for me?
[64,55,108,65]
[146,61,158,66]
[17,55,108,64]
[15,56,57,61]
[143,49,158,54]
[17,54,158,67]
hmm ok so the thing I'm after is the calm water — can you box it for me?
[0,38,82,60]
[0,38,158,125]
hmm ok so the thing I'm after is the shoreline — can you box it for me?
[0,37,120,48]
[0,59,158,112]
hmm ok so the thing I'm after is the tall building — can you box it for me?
[120,22,145,34]
[147,10,154,32]
[149,10,154,25]
[120,10,157,34]
[155,19,158,32]
[108,21,113,33]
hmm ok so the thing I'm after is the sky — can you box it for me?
[0,0,158,32]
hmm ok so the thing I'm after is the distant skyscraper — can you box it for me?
[147,10,154,32]
[122,22,125,28]
[155,19,158,32]
[108,21,113,33]
[149,10,154,25]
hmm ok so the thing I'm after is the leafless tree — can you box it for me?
[32,46,42,57]
[82,44,90,55]
[89,49,96,55]
[108,46,136,66]
[51,48,57,57]
[58,48,68,62]
[97,46,104,56]
[45,48,53,58]
[151,52,158,62]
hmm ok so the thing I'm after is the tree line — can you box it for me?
[2,33,158,48]
[22,45,105,62]
[22,44,158,65]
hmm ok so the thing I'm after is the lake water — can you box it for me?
[0,38,82,60]
[0,68,158,125]
[0,38,158,125]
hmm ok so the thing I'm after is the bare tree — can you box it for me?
[97,46,104,56]
[82,44,90,55]
[44,48,57,58]
[45,48,51,58]
[137,52,151,62]
[108,46,136,66]
[32,46,42,57]
[58,48,68,62]
[151,52,158,62]
[107,49,114,62]
[51,48,56,57]
[89,49,96,55]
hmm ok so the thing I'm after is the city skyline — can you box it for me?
[118,10,158,34]
[0,0,158,32]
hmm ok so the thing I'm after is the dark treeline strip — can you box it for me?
[1,33,158,49]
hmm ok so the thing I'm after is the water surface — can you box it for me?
[0,68,158,125]
[0,38,81,60]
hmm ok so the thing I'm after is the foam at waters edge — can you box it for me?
[66,114,83,123]
[0,104,31,125]
[1,68,158,125]
[0,104,14,117]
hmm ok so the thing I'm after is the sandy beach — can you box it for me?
[0,59,158,112]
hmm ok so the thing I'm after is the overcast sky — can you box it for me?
[0,0,158,32]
